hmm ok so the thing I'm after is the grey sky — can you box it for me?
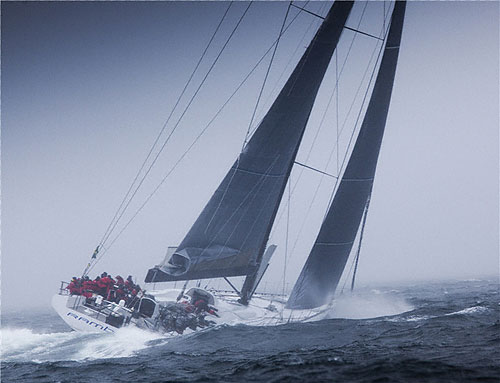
[2,1,498,310]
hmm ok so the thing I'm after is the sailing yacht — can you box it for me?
[53,0,407,335]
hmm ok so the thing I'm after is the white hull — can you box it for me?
[152,289,330,327]
[52,294,116,334]
[53,289,329,335]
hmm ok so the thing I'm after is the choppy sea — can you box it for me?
[2,279,499,382]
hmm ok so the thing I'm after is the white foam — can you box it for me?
[0,326,167,362]
[386,314,433,322]
[325,291,414,320]
[445,306,489,316]
[1,328,82,361]
[382,305,489,323]
[74,326,166,361]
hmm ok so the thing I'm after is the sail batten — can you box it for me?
[287,1,407,310]
[146,1,354,286]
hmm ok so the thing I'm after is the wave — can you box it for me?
[1,328,80,362]
[386,315,433,322]
[386,305,490,323]
[1,326,167,363]
[444,306,490,316]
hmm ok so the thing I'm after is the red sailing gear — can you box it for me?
[100,276,115,297]
[115,276,125,287]
[67,281,81,295]
[82,279,97,296]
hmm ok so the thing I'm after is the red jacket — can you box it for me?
[67,282,80,295]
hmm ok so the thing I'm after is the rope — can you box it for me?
[323,4,393,221]
[273,2,393,277]
[89,2,310,269]
[335,50,340,174]
[243,1,292,150]
[351,193,371,291]
[270,1,371,240]
[96,2,234,251]
[282,177,291,297]
[258,2,324,120]
[205,1,292,234]
[87,3,253,274]
[88,2,391,275]
[101,2,252,248]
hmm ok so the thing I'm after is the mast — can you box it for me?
[145,2,354,303]
[287,1,407,310]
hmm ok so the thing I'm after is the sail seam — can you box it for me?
[316,241,354,246]
[233,167,286,178]
[342,177,374,182]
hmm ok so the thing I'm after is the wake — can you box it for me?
[1,326,166,363]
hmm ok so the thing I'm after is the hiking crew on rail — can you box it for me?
[66,273,142,307]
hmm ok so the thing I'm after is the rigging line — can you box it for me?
[253,2,367,137]
[89,5,309,268]
[351,193,371,292]
[326,3,394,166]
[205,1,292,235]
[223,277,241,296]
[301,0,369,156]
[243,1,292,150]
[97,2,233,248]
[257,1,320,122]
[321,3,393,154]
[98,2,253,248]
[280,9,386,263]
[323,6,393,222]
[335,50,340,174]
[383,1,386,33]
[290,3,324,20]
[340,241,358,294]
[269,1,370,239]
[294,161,338,178]
[291,0,369,181]
[340,196,371,294]
[343,26,384,41]
[282,176,291,297]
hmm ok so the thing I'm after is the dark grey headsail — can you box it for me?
[287,1,407,310]
[146,1,354,285]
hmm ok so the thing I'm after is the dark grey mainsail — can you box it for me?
[146,1,354,285]
[287,1,406,310]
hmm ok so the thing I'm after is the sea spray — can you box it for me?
[74,326,167,360]
[1,328,87,362]
[0,326,167,363]
[325,290,414,320]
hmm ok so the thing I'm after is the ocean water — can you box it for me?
[2,279,499,382]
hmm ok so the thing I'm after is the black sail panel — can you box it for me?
[146,1,354,283]
[287,1,407,309]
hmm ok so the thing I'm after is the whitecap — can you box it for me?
[445,306,489,316]
[0,326,167,363]
[386,314,433,322]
